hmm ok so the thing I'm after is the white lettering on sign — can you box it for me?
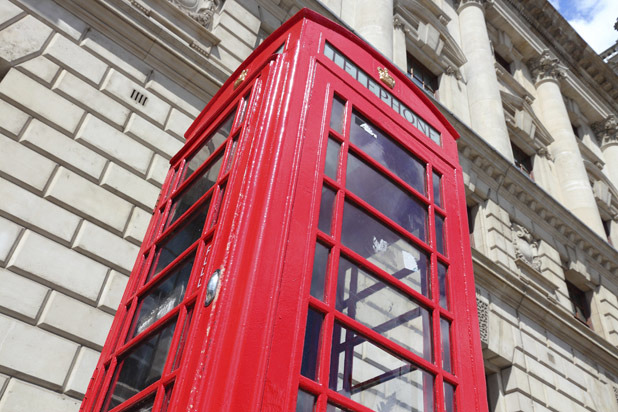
[323,42,441,146]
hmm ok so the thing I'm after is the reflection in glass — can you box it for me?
[122,394,155,412]
[310,243,329,301]
[318,187,336,235]
[296,389,316,412]
[435,214,445,256]
[160,386,174,412]
[148,207,208,281]
[172,307,194,371]
[438,263,448,309]
[131,255,194,338]
[347,153,426,240]
[183,111,235,181]
[224,138,238,173]
[167,154,223,229]
[330,323,434,412]
[104,321,176,410]
[330,96,346,134]
[341,201,429,297]
[300,309,323,381]
[441,318,452,373]
[238,94,249,125]
[324,138,341,180]
[337,257,432,361]
[350,111,425,195]
[326,405,347,412]
[433,171,442,208]
[444,382,456,412]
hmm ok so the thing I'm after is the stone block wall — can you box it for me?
[0,1,206,408]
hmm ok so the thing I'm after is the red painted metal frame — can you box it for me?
[81,9,486,412]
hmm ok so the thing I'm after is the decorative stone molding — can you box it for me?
[445,65,463,81]
[393,16,408,33]
[528,50,565,84]
[130,0,151,16]
[512,223,541,272]
[537,147,553,161]
[167,0,222,29]
[477,297,489,346]
[592,115,618,148]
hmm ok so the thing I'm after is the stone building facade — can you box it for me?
[0,0,617,411]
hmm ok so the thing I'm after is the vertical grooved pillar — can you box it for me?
[530,51,605,237]
[458,0,514,161]
[354,0,394,59]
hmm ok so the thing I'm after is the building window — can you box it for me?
[511,143,533,179]
[494,51,512,74]
[407,53,438,94]
[566,280,592,328]
[571,123,581,140]
[467,204,479,248]
[603,219,613,245]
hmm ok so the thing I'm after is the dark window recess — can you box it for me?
[494,51,512,74]
[407,53,438,94]
[571,124,581,140]
[602,219,613,245]
[466,204,478,248]
[566,280,592,328]
[511,144,533,179]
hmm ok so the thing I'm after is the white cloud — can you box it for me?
[554,0,618,53]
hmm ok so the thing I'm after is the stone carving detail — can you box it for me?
[167,0,222,29]
[537,147,553,161]
[512,223,541,272]
[528,50,565,83]
[592,115,618,147]
[477,297,489,345]
[445,65,463,81]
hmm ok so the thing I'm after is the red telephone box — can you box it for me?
[81,9,487,412]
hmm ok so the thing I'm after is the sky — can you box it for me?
[548,0,618,54]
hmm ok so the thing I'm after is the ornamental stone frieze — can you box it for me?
[512,223,541,272]
[167,0,222,29]
[592,115,618,148]
[528,50,565,84]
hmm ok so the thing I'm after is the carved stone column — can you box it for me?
[593,115,618,189]
[529,51,605,237]
[457,0,514,161]
[392,17,407,71]
[355,0,394,59]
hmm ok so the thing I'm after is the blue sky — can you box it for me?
[549,0,617,53]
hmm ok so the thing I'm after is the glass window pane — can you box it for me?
[148,207,208,280]
[347,153,426,240]
[318,186,336,235]
[166,155,223,229]
[441,318,452,373]
[183,111,235,181]
[435,214,445,256]
[172,306,194,371]
[337,257,432,361]
[324,138,341,180]
[224,138,238,173]
[341,201,430,297]
[330,96,346,134]
[122,394,155,412]
[444,382,456,412]
[104,321,177,410]
[350,111,425,195]
[432,171,442,208]
[310,243,329,301]
[131,254,194,338]
[438,263,448,309]
[296,389,316,412]
[329,322,434,412]
[300,309,323,381]
[326,404,348,412]
[238,94,249,125]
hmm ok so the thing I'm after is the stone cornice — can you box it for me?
[502,0,618,109]
[592,115,618,148]
[528,50,565,84]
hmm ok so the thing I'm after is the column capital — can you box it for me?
[528,50,566,84]
[592,115,618,148]
[393,16,409,33]
[457,0,489,13]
